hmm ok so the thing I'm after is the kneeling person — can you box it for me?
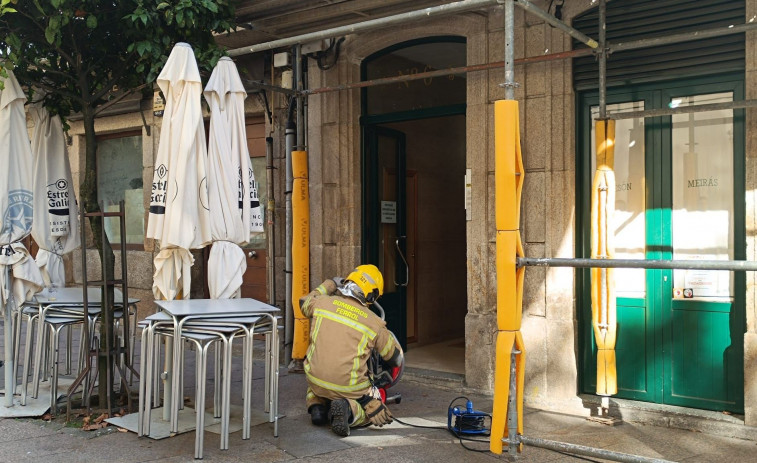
[300,265,403,436]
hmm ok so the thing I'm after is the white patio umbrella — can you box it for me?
[29,99,80,288]
[145,42,211,425]
[0,70,44,406]
[204,57,264,299]
[146,42,211,300]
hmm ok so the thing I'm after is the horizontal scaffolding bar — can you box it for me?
[304,48,591,95]
[518,436,674,463]
[228,0,501,56]
[609,22,757,53]
[607,99,757,120]
[242,78,297,96]
[518,257,757,272]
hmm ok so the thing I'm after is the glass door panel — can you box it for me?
[666,91,742,410]
[671,93,734,300]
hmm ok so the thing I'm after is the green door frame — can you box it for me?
[576,73,746,412]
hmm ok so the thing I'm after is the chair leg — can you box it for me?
[179,340,185,411]
[264,333,270,413]
[31,312,45,398]
[195,342,211,460]
[213,344,221,419]
[242,330,252,440]
[50,325,62,415]
[21,315,37,406]
[65,325,72,375]
[138,326,148,437]
[221,336,232,450]
[13,310,22,388]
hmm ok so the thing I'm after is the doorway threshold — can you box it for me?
[579,394,755,441]
[402,367,465,392]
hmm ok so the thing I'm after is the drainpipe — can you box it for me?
[284,114,295,366]
[266,136,276,311]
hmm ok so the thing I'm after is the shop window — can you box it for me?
[96,131,144,246]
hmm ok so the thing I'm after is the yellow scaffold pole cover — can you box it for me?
[490,100,526,455]
[591,119,617,396]
[291,150,311,360]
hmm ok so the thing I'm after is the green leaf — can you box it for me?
[86,14,97,28]
[140,13,147,26]
[157,2,170,10]
[44,27,55,44]
[50,0,62,8]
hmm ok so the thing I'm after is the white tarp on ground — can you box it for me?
[146,42,211,300]
[204,56,264,299]
[29,100,80,288]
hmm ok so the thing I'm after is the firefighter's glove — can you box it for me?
[359,395,393,426]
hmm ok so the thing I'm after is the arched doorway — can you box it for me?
[361,37,467,374]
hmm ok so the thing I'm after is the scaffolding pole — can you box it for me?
[518,257,757,272]
[607,99,757,120]
[228,0,503,56]
[518,436,674,463]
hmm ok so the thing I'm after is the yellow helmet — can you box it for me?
[346,265,384,303]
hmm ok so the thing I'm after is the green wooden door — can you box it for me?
[579,75,745,413]
[363,125,408,350]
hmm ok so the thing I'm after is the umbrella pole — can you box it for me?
[3,265,14,407]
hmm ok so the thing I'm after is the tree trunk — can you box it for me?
[79,107,116,410]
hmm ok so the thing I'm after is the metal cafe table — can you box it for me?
[151,298,280,438]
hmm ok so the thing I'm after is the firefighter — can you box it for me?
[299,264,404,436]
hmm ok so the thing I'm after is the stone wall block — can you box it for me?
[550,95,565,171]
[467,242,492,313]
[523,171,547,243]
[521,315,547,400]
[546,319,578,399]
[523,243,546,317]
[321,124,340,185]
[744,332,757,425]
[525,62,547,97]
[525,23,546,58]
[308,124,324,187]
[563,95,576,170]
[465,312,497,390]
[468,33,488,66]
[524,97,548,171]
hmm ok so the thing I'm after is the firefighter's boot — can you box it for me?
[328,398,351,437]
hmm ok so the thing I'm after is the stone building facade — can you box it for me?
[61,0,757,434]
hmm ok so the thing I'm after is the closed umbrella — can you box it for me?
[29,99,80,288]
[145,42,211,426]
[0,70,44,406]
[204,57,264,300]
[146,42,211,299]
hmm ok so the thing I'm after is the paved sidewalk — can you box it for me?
[1,364,756,462]
[1,318,755,462]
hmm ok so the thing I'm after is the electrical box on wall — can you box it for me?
[302,39,329,55]
[273,52,291,68]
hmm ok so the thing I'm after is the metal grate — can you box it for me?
[572,0,745,90]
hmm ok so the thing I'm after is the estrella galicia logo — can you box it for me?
[2,189,33,238]
[47,179,70,216]
[150,164,169,214]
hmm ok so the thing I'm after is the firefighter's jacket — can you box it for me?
[300,279,403,397]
